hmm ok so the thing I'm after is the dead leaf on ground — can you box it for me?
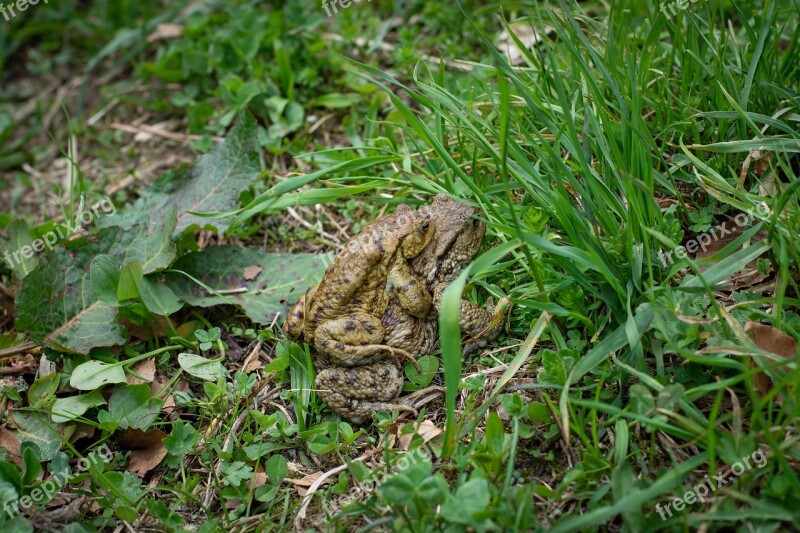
[119,428,168,477]
[0,427,22,466]
[243,265,263,281]
[496,23,551,65]
[396,420,443,451]
[694,221,769,289]
[150,372,188,412]
[121,315,171,341]
[739,148,773,185]
[127,358,156,385]
[287,471,324,495]
[148,23,183,42]
[745,321,797,400]
[69,423,96,444]
[1,353,36,375]
[242,343,264,373]
[253,467,269,487]
[37,355,56,378]
[245,358,262,373]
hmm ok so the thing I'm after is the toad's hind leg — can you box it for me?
[314,312,419,369]
[316,363,415,424]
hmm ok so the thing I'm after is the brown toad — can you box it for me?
[314,194,509,423]
[386,193,509,355]
[282,203,435,369]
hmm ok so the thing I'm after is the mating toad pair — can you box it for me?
[283,194,508,423]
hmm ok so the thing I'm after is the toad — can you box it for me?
[288,194,508,423]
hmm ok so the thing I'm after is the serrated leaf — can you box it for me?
[165,246,330,324]
[178,353,226,381]
[99,112,260,236]
[221,461,252,487]
[15,213,177,354]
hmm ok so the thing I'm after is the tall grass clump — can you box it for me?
[332,1,799,528]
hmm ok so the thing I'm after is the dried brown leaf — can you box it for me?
[694,221,769,289]
[127,358,156,385]
[119,428,168,477]
[68,423,96,444]
[148,23,183,42]
[397,420,443,451]
[0,427,22,467]
[745,321,797,399]
[287,470,324,493]
[243,265,263,281]
[253,468,269,487]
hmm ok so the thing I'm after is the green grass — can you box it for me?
[0,0,799,531]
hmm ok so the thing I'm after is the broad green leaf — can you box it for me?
[0,220,38,279]
[178,353,226,381]
[90,255,121,307]
[20,443,42,486]
[70,361,127,391]
[108,384,163,430]
[139,276,182,316]
[11,412,64,461]
[118,262,144,302]
[165,246,331,324]
[0,481,19,503]
[51,390,107,423]
[243,442,289,462]
[441,479,490,525]
[15,213,177,354]
[27,373,59,408]
[100,112,260,236]
[403,355,439,390]
[265,455,288,485]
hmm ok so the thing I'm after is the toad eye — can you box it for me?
[472,218,481,227]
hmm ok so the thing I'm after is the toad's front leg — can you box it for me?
[282,286,317,340]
